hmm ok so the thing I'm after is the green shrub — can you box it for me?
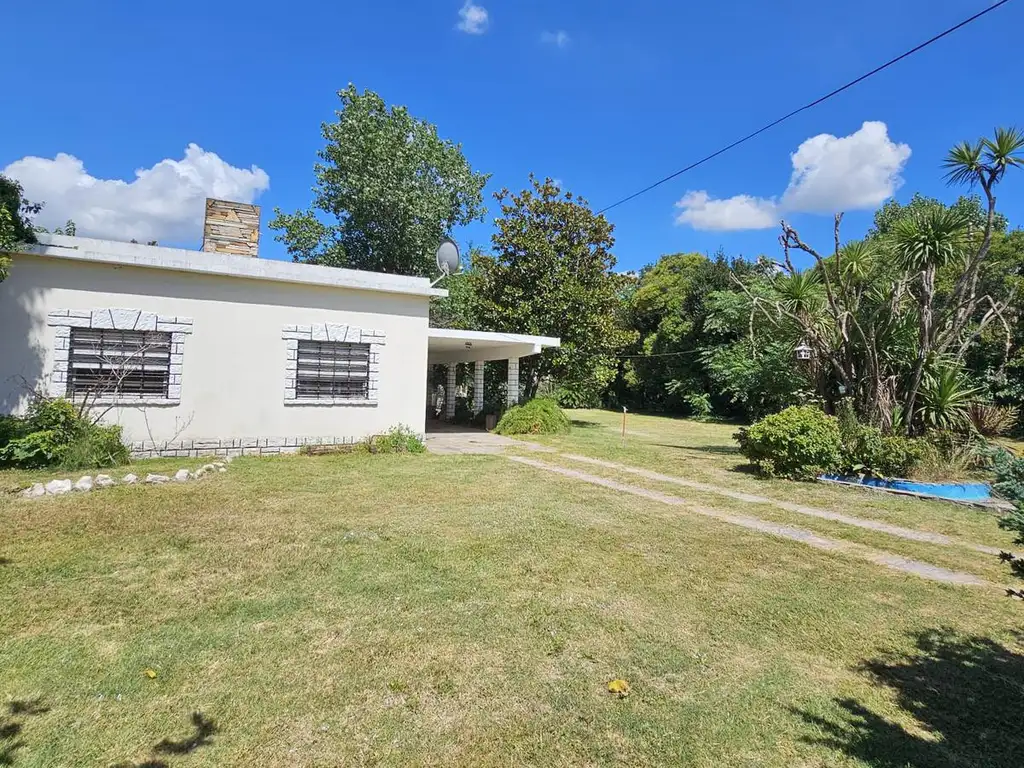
[0,397,130,470]
[0,414,23,447]
[26,398,79,442]
[365,425,426,454]
[735,405,842,479]
[0,430,65,468]
[300,425,426,456]
[842,424,923,478]
[494,398,571,436]
[61,424,130,470]
[985,446,1024,579]
[834,398,922,478]
[683,393,714,421]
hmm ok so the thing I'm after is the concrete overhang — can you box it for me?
[428,328,560,364]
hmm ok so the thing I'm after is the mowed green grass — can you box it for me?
[528,409,1020,553]
[0,422,1022,766]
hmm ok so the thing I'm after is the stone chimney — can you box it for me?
[202,198,260,258]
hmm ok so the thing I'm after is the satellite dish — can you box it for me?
[435,238,461,276]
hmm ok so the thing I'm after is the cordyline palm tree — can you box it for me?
[891,206,970,429]
[893,127,1024,432]
[917,365,983,432]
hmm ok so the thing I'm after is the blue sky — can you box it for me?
[2,0,1021,272]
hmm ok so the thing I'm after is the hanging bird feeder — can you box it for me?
[794,342,813,362]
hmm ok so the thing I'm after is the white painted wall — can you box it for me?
[0,254,430,446]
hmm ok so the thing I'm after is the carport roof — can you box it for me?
[428,328,560,364]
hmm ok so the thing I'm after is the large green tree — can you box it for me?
[271,85,489,276]
[470,176,636,405]
[612,251,770,417]
[0,175,40,281]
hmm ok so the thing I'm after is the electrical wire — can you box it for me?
[596,0,1015,215]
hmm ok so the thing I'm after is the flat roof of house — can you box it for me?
[17,234,448,299]
[427,328,560,363]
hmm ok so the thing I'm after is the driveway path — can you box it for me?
[558,453,1010,558]
[509,455,990,588]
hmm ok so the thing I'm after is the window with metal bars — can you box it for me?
[67,328,172,398]
[296,340,370,400]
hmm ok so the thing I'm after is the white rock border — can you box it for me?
[17,456,232,500]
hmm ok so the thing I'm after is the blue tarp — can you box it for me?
[819,474,992,502]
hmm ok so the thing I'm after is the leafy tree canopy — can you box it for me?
[0,175,41,282]
[469,176,636,405]
[870,192,1007,238]
[270,85,489,276]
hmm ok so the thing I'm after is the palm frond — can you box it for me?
[890,206,970,272]
[773,270,825,316]
[918,365,983,432]
[942,140,984,187]
[838,239,878,281]
[982,126,1024,180]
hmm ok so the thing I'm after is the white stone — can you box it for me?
[202,463,216,472]
[218,467,227,473]
[213,462,225,469]
[21,483,45,499]
[173,469,190,482]
[144,473,169,484]
[121,473,139,484]
[74,476,94,492]
[95,474,115,488]
[134,311,158,331]
[90,309,116,328]
[45,479,73,495]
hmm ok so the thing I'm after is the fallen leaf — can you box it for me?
[607,678,630,698]
[144,669,158,679]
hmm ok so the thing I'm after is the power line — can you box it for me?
[616,349,702,359]
[596,0,1015,215]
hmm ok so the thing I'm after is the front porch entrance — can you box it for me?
[426,329,560,423]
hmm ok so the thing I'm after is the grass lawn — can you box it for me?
[1,414,1022,766]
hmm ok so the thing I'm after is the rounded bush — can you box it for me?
[494,398,571,436]
[735,405,842,479]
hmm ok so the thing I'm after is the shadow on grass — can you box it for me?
[569,420,604,429]
[111,712,218,768]
[795,628,1024,767]
[651,443,742,456]
[0,558,11,567]
[1,698,50,766]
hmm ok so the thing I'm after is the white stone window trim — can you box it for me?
[282,323,385,406]
[47,308,192,406]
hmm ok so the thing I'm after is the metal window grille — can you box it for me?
[296,341,370,400]
[67,328,172,398]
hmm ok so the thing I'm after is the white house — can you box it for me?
[0,199,559,457]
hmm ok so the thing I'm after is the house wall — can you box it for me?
[0,254,430,456]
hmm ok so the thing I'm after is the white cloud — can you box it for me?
[541,30,570,48]
[456,1,488,34]
[674,191,777,231]
[674,121,911,231]
[3,144,269,243]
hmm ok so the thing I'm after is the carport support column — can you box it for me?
[506,357,520,407]
[445,364,457,421]
[473,361,485,414]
